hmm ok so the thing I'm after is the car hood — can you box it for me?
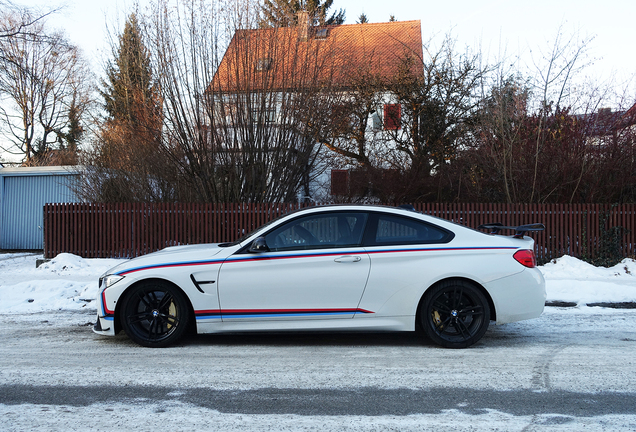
[102,243,228,277]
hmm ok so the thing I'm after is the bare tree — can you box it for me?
[456,65,636,204]
[378,36,487,202]
[527,25,594,201]
[321,68,385,168]
[464,102,591,203]
[0,0,58,40]
[464,76,530,202]
[0,13,91,165]
[140,0,340,203]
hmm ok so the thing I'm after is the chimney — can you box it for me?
[298,11,310,41]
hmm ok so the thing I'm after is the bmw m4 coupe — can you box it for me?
[94,205,545,348]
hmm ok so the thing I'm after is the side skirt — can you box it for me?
[195,315,414,334]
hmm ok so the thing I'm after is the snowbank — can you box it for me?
[0,253,123,314]
[540,256,636,305]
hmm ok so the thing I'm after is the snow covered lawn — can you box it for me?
[1,252,635,315]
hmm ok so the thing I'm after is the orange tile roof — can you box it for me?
[624,102,636,124]
[211,20,423,93]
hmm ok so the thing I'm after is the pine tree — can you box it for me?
[356,13,368,24]
[101,13,158,126]
[260,0,345,28]
[91,13,165,202]
[62,99,83,150]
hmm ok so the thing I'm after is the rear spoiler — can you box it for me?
[477,223,545,239]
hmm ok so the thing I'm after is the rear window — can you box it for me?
[367,214,454,246]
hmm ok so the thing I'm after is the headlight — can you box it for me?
[100,274,124,289]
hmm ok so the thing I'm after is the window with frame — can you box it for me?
[315,28,329,39]
[330,104,354,132]
[371,214,452,245]
[383,104,401,130]
[264,212,368,251]
[256,57,273,71]
[371,110,382,131]
[252,107,277,124]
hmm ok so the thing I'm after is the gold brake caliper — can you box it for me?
[432,310,443,329]
[167,301,176,329]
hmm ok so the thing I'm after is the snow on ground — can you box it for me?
[0,253,122,314]
[0,252,635,314]
[1,403,635,432]
[1,253,636,431]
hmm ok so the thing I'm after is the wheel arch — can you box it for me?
[113,277,196,335]
[415,277,496,329]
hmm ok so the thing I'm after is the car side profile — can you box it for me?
[93,205,546,348]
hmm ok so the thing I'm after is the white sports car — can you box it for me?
[93,205,545,348]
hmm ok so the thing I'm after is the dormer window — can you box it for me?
[315,28,329,39]
[256,57,273,71]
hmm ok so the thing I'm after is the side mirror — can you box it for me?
[248,237,270,253]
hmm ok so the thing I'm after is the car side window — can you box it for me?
[265,212,368,251]
[370,214,453,246]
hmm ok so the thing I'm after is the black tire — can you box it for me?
[420,280,490,348]
[120,280,191,348]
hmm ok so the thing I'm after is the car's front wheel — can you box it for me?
[120,280,191,348]
[420,280,490,348]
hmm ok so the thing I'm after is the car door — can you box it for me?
[357,212,455,316]
[217,211,371,322]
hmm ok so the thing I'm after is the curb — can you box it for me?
[587,302,636,309]
[545,301,636,309]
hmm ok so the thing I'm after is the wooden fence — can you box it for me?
[43,203,636,262]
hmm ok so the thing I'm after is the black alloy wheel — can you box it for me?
[420,280,490,348]
[120,281,191,348]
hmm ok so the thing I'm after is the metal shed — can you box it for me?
[0,166,81,250]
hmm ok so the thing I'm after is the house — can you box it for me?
[578,103,636,147]
[0,166,81,250]
[210,16,424,201]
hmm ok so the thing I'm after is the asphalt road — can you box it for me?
[1,308,635,430]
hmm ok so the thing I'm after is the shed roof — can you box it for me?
[0,166,81,177]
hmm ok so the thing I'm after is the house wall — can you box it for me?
[213,89,402,202]
[0,167,80,250]
[316,92,402,201]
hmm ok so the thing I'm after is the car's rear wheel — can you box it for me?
[120,280,190,348]
[420,280,490,348]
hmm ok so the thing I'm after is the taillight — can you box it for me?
[513,249,536,268]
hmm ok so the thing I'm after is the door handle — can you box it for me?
[334,255,362,263]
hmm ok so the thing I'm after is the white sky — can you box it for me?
[15,0,633,84]
[348,0,635,78]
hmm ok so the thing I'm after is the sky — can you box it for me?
[15,0,635,87]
